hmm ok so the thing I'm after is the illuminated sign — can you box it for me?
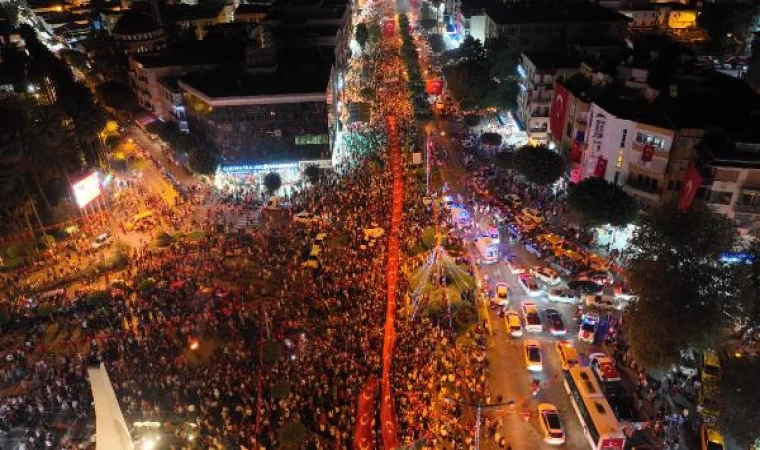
[220,163,299,174]
[72,172,102,208]
[295,134,329,145]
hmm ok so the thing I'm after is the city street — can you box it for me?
[431,122,598,449]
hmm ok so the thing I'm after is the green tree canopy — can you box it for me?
[567,178,638,227]
[303,164,321,184]
[624,202,737,368]
[719,356,760,447]
[263,172,282,194]
[278,420,307,450]
[513,145,565,186]
[480,132,502,146]
[428,33,445,54]
[355,22,369,50]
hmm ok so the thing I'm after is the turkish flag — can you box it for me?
[678,162,702,212]
[641,145,654,162]
[550,83,569,141]
[426,79,444,95]
[353,376,377,450]
[593,157,608,178]
[383,20,395,38]
[570,141,583,163]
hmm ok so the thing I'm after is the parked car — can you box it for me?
[504,310,523,338]
[555,341,580,370]
[589,352,622,383]
[530,266,561,285]
[91,233,113,251]
[584,294,618,311]
[578,313,600,343]
[518,274,542,297]
[543,309,567,336]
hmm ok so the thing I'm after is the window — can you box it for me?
[707,190,732,205]
[620,129,628,148]
[616,150,623,169]
[635,132,665,149]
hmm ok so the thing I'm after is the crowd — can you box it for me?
[0,3,497,450]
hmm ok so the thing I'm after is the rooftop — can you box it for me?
[522,51,581,71]
[179,48,332,99]
[164,4,225,22]
[132,40,247,68]
[485,1,630,25]
[697,130,760,169]
[112,12,161,35]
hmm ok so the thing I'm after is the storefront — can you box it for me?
[214,159,332,196]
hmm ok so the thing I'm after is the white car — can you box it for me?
[506,257,526,275]
[547,288,579,304]
[293,211,320,224]
[537,403,565,445]
[584,294,618,310]
[494,283,509,308]
[91,233,113,250]
[523,340,542,372]
[589,352,622,383]
[504,310,523,338]
[530,266,561,286]
[518,274,541,297]
[521,301,542,333]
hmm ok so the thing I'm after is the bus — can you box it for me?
[563,367,626,450]
[475,237,499,264]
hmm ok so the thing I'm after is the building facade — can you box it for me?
[517,52,579,144]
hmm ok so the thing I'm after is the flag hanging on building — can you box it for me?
[550,83,569,142]
[641,145,654,162]
[678,162,702,212]
[593,157,608,178]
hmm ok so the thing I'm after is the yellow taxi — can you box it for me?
[700,425,724,450]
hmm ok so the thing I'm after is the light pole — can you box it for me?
[443,397,518,450]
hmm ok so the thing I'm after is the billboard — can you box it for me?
[73,172,102,208]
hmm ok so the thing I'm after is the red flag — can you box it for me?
[641,145,654,162]
[383,20,395,38]
[570,141,582,163]
[678,162,702,212]
[550,82,569,141]
[593,157,608,178]
[353,377,377,450]
[425,79,444,95]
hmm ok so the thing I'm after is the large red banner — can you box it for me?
[425,79,444,95]
[678,162,702,212]
[641,144,654,162]
[550,82,569,142]
[570,141,583,163]
[383,19,396,38]
[594,157,608,178]
[353,377,377,450]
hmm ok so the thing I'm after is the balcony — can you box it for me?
[735,203,760,215]
[623,180,662,203]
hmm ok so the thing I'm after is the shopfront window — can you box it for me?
[635,132,665,149]
[707,190,733,205]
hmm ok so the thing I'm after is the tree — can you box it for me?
[698,3,756,57]
[355,22,369,51]
[746,32,760,92]
[625,202,737,368]
[441,61,490,109]
[567,178,638,227]
[513,145,565,186]
[263,172,282,195]
[480,132,502,146]
[188,146,218,175]
[368,22,381,46]
[463,114,480,127]
[728,240,760,333]
[428,33,445,54]
[719,356,760,447]
[457,35,486,62]
[303,164,320,184]
[278,420,307,450]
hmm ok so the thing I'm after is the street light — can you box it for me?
[443,397,518,450]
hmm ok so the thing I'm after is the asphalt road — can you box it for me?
[431,122,597,450]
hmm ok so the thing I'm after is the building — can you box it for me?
[234,3,271,23]
[128,36,268,120]
[697,130,760,234]
[111,12,166,55]
[517,51,580,144]
[481,1,630,53]
[179,48,332,158]
[164,4,234,40]
[179,48,333,191]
